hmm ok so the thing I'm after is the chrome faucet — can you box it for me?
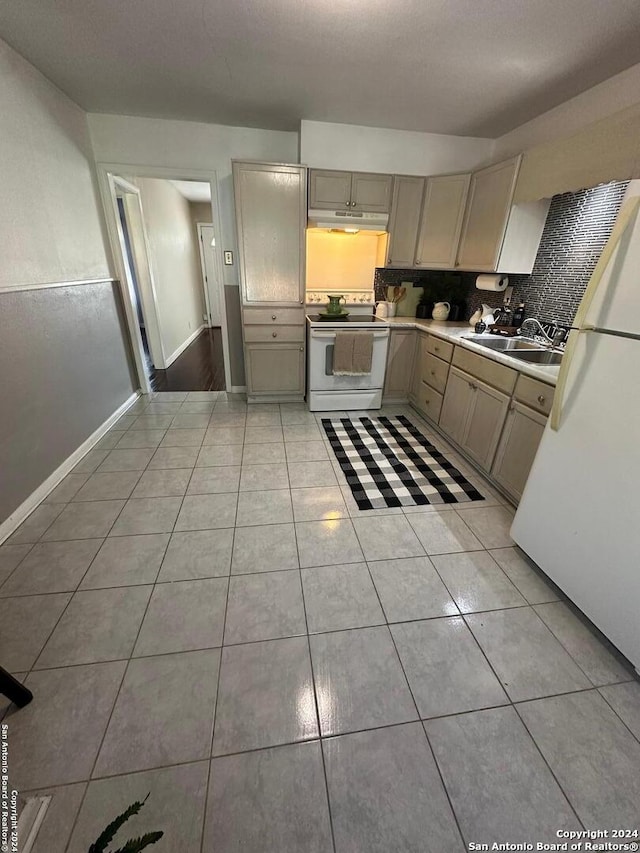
[520,317,566,349]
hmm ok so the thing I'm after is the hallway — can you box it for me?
[144,328,225,392]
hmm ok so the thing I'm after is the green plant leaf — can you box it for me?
[112,830,164,853]
[88,794,150,853]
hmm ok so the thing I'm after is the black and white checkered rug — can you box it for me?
[322,415,485,510]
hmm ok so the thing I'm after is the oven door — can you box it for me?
[308,327,390,391]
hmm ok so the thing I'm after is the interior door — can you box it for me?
[198,224,222,326]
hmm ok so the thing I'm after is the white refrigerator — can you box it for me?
[511,193,640,672]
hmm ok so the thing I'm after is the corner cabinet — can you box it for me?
[309,169,393,213]
[385,155,549,275]
[415,173,471,269]
[456,155,550,274]
[233,161,307,401]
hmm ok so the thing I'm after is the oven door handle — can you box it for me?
[310,330,390,339]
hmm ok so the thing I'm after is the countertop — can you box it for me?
[382,317,560,386]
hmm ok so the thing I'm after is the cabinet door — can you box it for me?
[383,330,416,398]
[460,377,510,471]
[386,176,425,267]
[244,343,305,396]
[415,173,471,269]
[234,162,306,305]
[492,401,547,502]
[439,367,474,445]
[309,169,352,210]
[456,156,521,271]
[351,173,393,212]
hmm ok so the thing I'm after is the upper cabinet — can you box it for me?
[416,173,471,269]
[456,155,521,271]
[386,176,425,267]
[385,154,549,275]
[456,155,550,274]
[233,161,307,306]
[309,169,393,213]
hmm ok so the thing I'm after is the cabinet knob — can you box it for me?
[345,202,350,207]
[416,259,422,264]
[272,332,278,338]
[469,382,478,390]
[271,315,277,320]
[351,201,357,207]
[434,346,440,352]
[430,370,435,376]
[537,394,546,404]
[299,347,304,351]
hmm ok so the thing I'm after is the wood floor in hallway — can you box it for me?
[147,327,225,392]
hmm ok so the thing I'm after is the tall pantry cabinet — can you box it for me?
[233,161,307,401]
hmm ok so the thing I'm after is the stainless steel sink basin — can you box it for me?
[462,335,543,352]
[508,350,563,365]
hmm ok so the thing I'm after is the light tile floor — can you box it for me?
[2,391,639,851]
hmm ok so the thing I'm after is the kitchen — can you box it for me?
[233,150,640,678]
[3,3,640,847]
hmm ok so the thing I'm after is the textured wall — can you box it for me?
[0,39,110,286]
[375,180,628,326]
[0,282,136,525]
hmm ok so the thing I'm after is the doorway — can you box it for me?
[99,166,232,393]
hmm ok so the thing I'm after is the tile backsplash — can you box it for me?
[375,180,628,326]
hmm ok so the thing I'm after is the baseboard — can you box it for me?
[164,325,206,368]
[229,385,247,394]
[0,392,139,546]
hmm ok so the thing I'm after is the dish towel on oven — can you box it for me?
[333,331,374,376]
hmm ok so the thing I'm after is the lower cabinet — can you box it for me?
[384,330,416,398]
[440,367,510,470]
[244,343,305,397]
[491,401,547,501]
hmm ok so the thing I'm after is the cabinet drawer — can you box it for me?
[514,374,555,416]
[244,325,304,343]
[421,352,449,394]
[426,336,453,362]
[416,383,443,423]
[452,346,517,395]
[243,307,305,325]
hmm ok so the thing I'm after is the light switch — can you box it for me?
[224,251,234,265]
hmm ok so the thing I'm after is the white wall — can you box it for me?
[0,39,110,287]
[135,177,206,361]
[494,61,640,158]
[300,120,494,176]
[87,114,298,288]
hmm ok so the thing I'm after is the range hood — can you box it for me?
[307,208,389,234]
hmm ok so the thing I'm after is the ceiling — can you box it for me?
[169,180,212,203]
[3,0,640,137]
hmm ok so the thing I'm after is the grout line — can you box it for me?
[348,515,468,848]
[594,685,640,749]
[200,512,235,853]
[293,514,338,853]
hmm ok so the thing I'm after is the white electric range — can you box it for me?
[305,290,390,411]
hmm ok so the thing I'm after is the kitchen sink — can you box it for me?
[508,350,563,365]
[462,335,544,351]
